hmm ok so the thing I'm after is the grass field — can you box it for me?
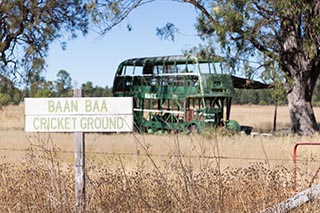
[1,104,320,211]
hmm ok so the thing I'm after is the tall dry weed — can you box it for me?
[0,132,306,212]
[2,101,320,212]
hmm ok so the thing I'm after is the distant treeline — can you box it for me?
[232,89,284,105]
[0,70,113,107]
[2,70,320,107]
[233,80,320,107]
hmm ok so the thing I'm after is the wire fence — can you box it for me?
[2,147,320,163]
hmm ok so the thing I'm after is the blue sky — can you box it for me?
[45,1,203,87]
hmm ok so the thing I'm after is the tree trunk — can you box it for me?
[280,15,320,135]
[287,77,319,135]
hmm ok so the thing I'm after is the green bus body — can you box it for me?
[112,55,241,133]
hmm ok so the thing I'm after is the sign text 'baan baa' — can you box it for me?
[24,97,133,132]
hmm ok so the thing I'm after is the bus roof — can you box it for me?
[119,55,225,66]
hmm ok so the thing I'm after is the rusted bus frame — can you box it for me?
[113,55,235,133]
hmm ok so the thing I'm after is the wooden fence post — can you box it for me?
[74,89,85,212]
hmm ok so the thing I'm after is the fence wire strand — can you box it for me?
[1,147,319,163]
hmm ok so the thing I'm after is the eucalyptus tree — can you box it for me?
[0,0,151,83]
[55,69,72,97]
[0,0,89,81]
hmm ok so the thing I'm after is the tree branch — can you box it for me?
[182,0,219,28]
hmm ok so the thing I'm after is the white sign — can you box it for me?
[25,97,133,132]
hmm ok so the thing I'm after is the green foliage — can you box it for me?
[0,75,22,106]
[0,0,89,79]
[11,93,21,105]
[0,93,11,107]
[87,0,148,34]
[81,81,95,97]
[24,70,54,98]
[0,79,22,107]
[81,81,113,97]
[35,89,53,98]
[233,88,287,105]
[188,0,320,85]
[55,70,73,97]
[21,69,112,100]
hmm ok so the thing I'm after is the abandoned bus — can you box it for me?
[112,55,265,133]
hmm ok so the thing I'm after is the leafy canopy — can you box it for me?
[0,0,88,80]
[189,0,320,77]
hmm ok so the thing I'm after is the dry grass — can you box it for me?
[231,104,320,132]
[1,134,320,212]
[0,104,24,130]
[0,153,293,212]
[231,104,290,131]
[1,104,320,211]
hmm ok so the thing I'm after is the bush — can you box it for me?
[0,93,11,107]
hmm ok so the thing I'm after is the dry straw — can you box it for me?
[1,132,318,212]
